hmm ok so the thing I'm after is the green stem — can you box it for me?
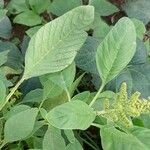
[91,123,103,129]
[0,141,7,149]
[66,88,71,102]
[89,84,105,107]
[0,77,24,111]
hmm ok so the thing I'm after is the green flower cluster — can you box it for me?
[100,82,150,127]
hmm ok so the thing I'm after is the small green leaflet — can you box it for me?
[13,10,42,26]
[96,17,136,85]
[4,108,38,143]
[46,101,96,130]
[89,0,119,16]
[49,0,82,16]
[23,6,94,79]
[29,0,50,14]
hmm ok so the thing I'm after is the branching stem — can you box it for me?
[89,84,105,107]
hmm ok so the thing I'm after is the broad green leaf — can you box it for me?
[4,105,31,120]
[44,62,75,90]
[4,108,38,142]
[0,80,6,107]
[0,50,9,66]
[6,0,29,14]
[0,41,23,71]
[75,37,99,75]
[89,0,119,16]
[23,6,94,79]
[0,16,12,39]
[122,0,150,24]
[46,101,96,130]
[49,0,82,16]
[100,125,150,150]
[66,139,83,150]
[14,10,42,26]
[43,126,66,150]
[21,89,43,103]
[96,17,136,85]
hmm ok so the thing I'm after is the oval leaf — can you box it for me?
[4,108,38,142]
[96,17,136,84]
[23,6,94,79]
[46,101,96,130]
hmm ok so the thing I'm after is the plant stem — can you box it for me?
[89,84,104,107]
[66,88,71,102]
[0,141,6,149]
[0,77,24,111]
[91,123,103,129]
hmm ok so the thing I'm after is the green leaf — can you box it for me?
[49,0,82,16]
[40,76,63,100]
[0,0,4,9]
[4,108,38,142]
[66,139,83,150]
[122,0,150,24]
[130,39,147,65]
[64,130,75,143]
[131,18,146,40]
[4,105,31,120]
[0,16,12,39]
[96,17,136,85]
[89,0,119,16]
[26,25,42,38]
[14,10,42,26]
[69,73,85,97]
[93,14,110,41]
[100,125,150,150]
[29,0,50,14]
[72,91,91,103]
[23,6,94,79]
[0,41,23,71]
[43,126,66,150]
[0,79,6,107]
[0,50,9,66]
[0,9,7,20]
[46,101,96,130]
[44,62,75,90]
[21,89,43,104]
[75,37,99,75]
[6,0,29,14]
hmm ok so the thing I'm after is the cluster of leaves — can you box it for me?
[0,0,150,150]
